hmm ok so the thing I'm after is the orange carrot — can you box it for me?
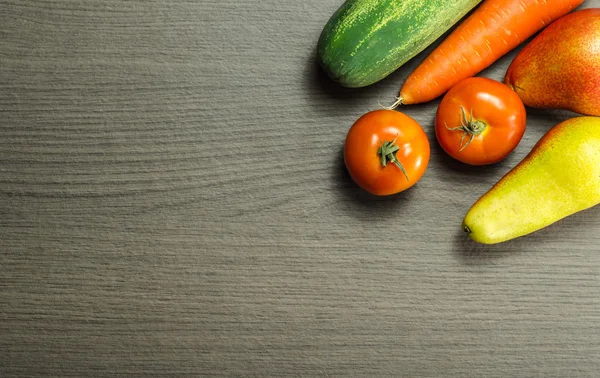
[394,0,583,106]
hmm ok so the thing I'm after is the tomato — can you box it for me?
[435,77,526,165]
[344,109,430,196]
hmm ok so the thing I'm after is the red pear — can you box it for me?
[504,8,600,116]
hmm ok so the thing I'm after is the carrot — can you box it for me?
[392,0,584,106]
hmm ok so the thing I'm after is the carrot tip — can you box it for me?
[380,97,403,110]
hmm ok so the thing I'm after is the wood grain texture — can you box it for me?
[1,0,599,376]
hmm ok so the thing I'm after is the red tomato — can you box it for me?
[435,77,526,165]
[344,109,430,196]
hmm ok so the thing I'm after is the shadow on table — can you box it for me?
[429,133,510,178]
[301,46,437,116]
[332,146,418,226]
[332,146,416,217]
[452,229,525,264]
[452,204,600,265]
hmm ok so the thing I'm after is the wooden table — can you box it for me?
[1,1,599,376]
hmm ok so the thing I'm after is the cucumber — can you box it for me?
[317,0,482,88]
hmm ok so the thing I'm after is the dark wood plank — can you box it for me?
[1,0,599,376]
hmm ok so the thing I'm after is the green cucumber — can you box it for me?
[317,0,482,88]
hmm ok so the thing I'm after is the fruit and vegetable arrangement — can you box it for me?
[317,1,600,244]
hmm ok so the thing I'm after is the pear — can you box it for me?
[504,8,600,116]
[463,117,600,244]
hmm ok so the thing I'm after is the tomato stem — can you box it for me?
[377,136,409,182]
[446,107,487,151]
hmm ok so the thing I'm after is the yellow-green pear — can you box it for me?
[463,117,600,244]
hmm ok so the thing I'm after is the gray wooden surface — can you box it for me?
[1,0,599,376]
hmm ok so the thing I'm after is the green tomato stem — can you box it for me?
[377,136,409,182]
[445,106,487,151]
